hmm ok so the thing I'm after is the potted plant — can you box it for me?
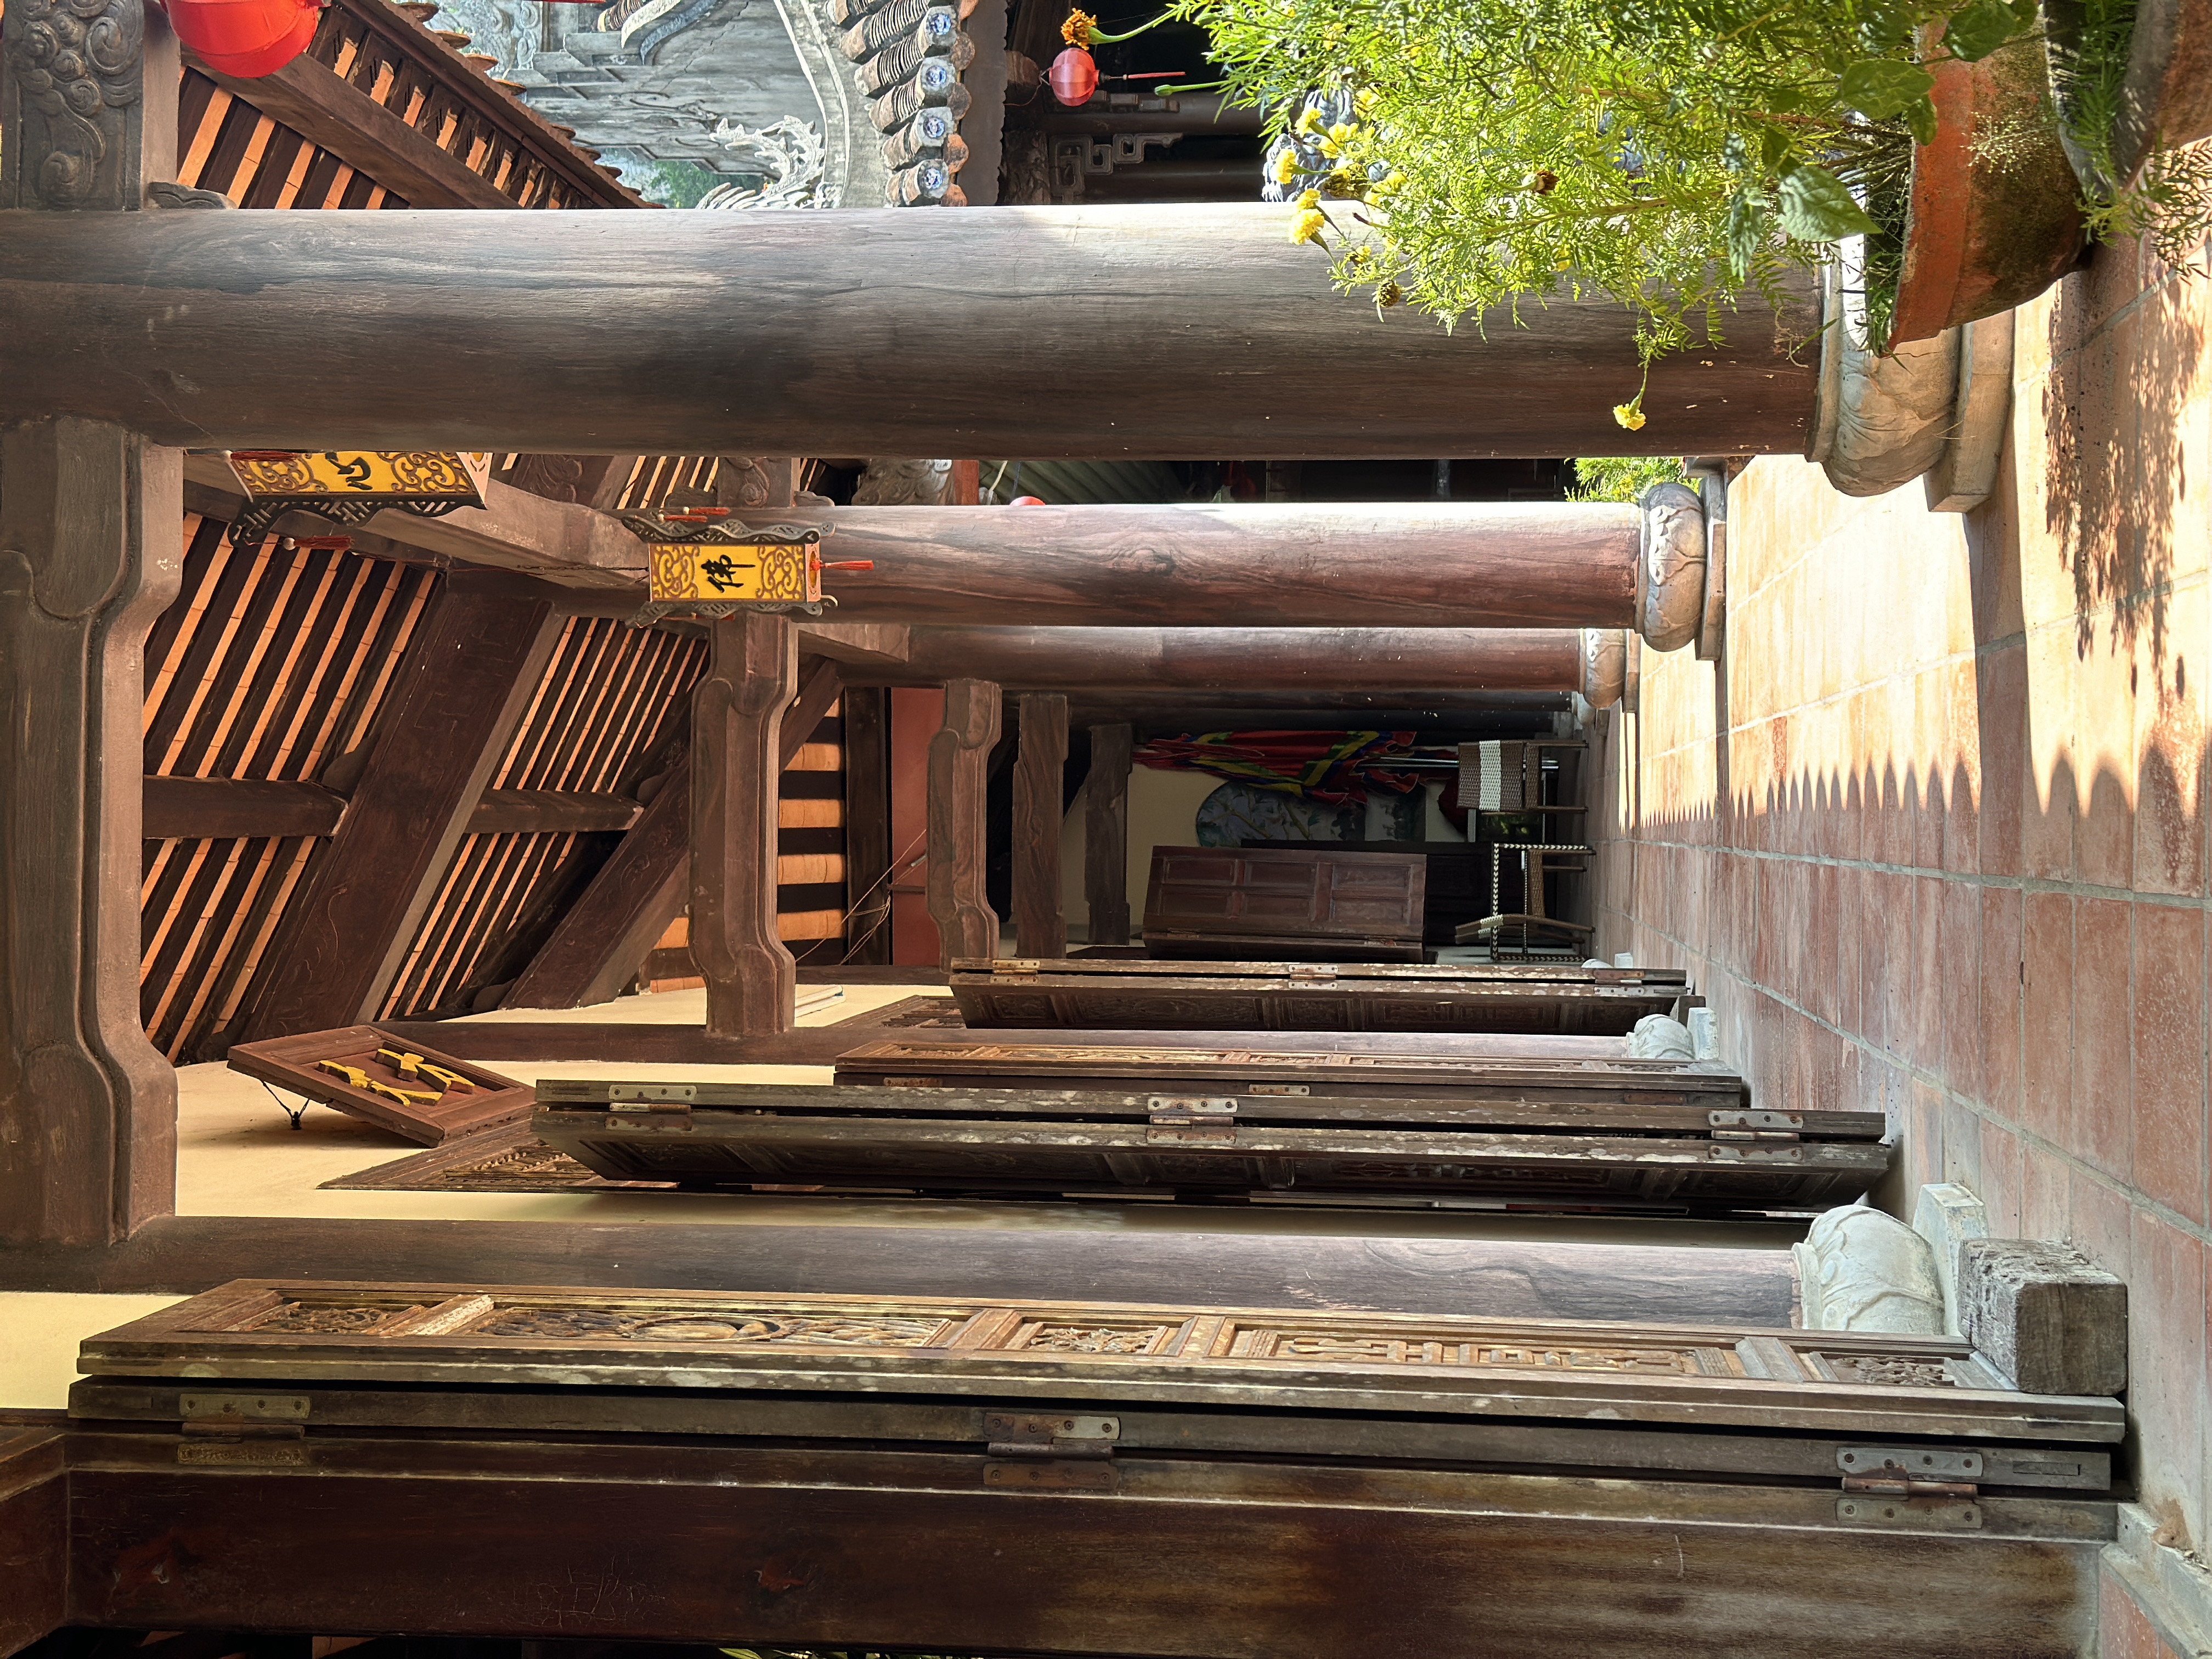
[2040,0,2212,261]
[1133,0,2204,424]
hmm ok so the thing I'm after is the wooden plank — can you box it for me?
[1143,845,1427,961]
[693,613,797,1035]
[855,626,1594,689]
[1011,692,1066,959]
[142,776,346,840]
[0,421,182,1247]
[949,961,1688,1035]
[798,622,911,668]
[238,573,562,1040]
[1085,720,1132,946]
[842,685,892,965]
[0,1217,1808,1322]
[926,678,1000,967]
[61,1454,2103,1657]
[0,207,1821,456]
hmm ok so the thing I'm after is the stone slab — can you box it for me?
[1911,1181,1991,1335]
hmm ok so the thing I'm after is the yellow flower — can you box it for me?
[1375,279,1404,309]
[1324,167,1362,196]
[1345,245,1373,268]
[1329,122,1353,143]
[1354,88,1378,115]
[1381,170,1406,193]
[1295,108,1324,137]
[1059,8,1096,45]
[1290,207,1328,245]
[1317,136,1342,159]
[1612,399,1647,432]
[1296,189,1320,209]
[1273,150,1299,185]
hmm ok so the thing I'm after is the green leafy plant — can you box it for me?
[1167,0,2046,423]
[2044,0,2212,266]
[1568,455,1691,501]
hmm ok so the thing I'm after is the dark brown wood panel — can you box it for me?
[1144,845,1428,962]
[1085,720,1133,946]
[0,208,1821,457]
[843,686,892,964]
[0,1419,66,1658]
[142,777,347,840]
[228,1024,532,1145]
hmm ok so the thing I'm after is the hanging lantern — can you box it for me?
[167,0,325,77]
[1008,495,1046,506]
[1048,46,1098,106]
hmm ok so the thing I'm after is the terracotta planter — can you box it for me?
[2045,0,2212,191]
[1886,42,2084,346]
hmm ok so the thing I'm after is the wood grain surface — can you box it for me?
[0,207,1820,456]
[691,614,798,1035]
[925,679,1000,966]
[849,626,1596,686]
[1011,693,1067,959]
[760,505,1640,628]
[1084,721,1133,947]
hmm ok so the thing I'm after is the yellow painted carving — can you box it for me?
[649,540,816,606]
[226,451,492,501]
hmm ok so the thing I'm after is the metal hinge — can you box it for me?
[1146,1096,1237,1145]
[1245,1083,1310,1096]
[1289,965,1338,980]
[995,960,1042,976]
[607,1082,695,1126]
[1835,1447,1982,1529]
[1706,1143,1803,1163]
[981,1412,1119,1491]
[1707,1109,1802,1143]
[177,1393,310,1466]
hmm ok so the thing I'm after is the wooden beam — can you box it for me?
[786,655,846,766]
[142,776,346,840]
[693,613,798,1035]
[470,789,641,835]
[797,622,911,669]
[926,678,1001,966]
[853,627,1602,688]
[0,207,1819,457]
[0,1419,65,1656]
[500,752,690,1011]
[842,686,892,965]
[1012,692,1068,958]
[0,1213,1802,1316]
[1084,721,1133,947]
[239,573,562,1040]
[0,422,183,1248]
[182,46,518,209]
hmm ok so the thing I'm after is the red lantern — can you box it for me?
[1008,495,1046,506]
[166,0,325,78]
[1048,46,1098,106]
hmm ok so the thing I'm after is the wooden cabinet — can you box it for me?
[533,1076,1891,1211]
[1143,845,1427,961]
[949,957,1690,1035]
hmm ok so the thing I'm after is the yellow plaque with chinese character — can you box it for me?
[225,451,493,503]
[648,538,820,607]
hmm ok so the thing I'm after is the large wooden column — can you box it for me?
[1084,722,1133,948]
[1,2,184,1245]
[243,575,563,1039]
[0,421,183,1246]
[926,679,1000,966]
[692,613,798,1035]
[0,207,1817,459]
[1011,693,1068,959]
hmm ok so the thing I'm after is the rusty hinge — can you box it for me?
[981,1412,1119,1491]
[1288,965,1338,980]
[1706,1143,1803,1163]
[606,1083,694,1127]
[1146,1096,1237,1146]
[1707,1108,1802,1143]
[177,1393,310,1466]
[1835,1448,1982,1528]
[1245,1083,1310,1096]
[994,960,1042,976]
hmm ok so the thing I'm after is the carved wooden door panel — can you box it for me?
[66,1282,2120,1658]
[531,1077,1891,1210]
[1143,846,1427,962]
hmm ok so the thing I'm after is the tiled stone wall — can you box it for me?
[1594,232,2212,1564]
